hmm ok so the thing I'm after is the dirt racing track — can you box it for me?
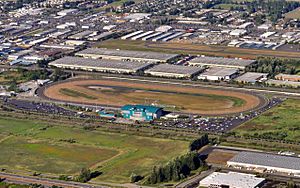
[40,78,267,115]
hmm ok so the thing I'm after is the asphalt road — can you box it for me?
[0,172,107,188]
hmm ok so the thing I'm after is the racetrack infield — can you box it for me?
[42,79,263,115]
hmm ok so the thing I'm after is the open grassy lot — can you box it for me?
[43,79,261,115]
[0,136,118,174]
[34,126,188,183]
[233,99,300,142]
[285,7,300,19]
[95,39,300,59]
[0,116,189,183]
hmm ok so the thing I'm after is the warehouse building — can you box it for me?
[198,67,239,81]
[48,56,153,74]
[144,64,203,78]
[228,152,300,175]
[121,105,163,121]
[199,172,265,188]
[188,56,255,69]
[275,74,300,82]
[266,79,300,88]
[76,48,179,63]
[235,72,268,84]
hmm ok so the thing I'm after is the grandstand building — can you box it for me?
[75,48,179,63]
[121,105,163,121]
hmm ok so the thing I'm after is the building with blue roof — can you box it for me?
[121,105,163,121]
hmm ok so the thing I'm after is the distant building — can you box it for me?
[121,105,163,121]
[228,152,300,175]
[189,56,255,69]
[266,79,300,88]
[199,172,265,188]
[98,111,116,118]
[275,74,300,82]
[235,72,268,84]
[230,29,247,36]
[144,64,203,79]
[48,56,153,74]
[76,48,179,63]
[198,67,239,81]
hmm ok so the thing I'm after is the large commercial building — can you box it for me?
[48,56,153,74]
[275,74,300,82]
[235,72,268,84]
[228,152,300,175]
[189,56,255,69]
[198,67,239,81]
[199,172,265,188]
[75,48,179,63]
[266,79,300,88]
[121,105,163,121]
[144,64,203,78]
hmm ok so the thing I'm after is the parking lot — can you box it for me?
[154,97,283,133]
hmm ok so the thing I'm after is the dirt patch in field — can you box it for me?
[206,150,237,165]
[43,79,262,115]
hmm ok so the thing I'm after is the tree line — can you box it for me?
[144,151,205,184]
[143,134,209,184]
[245,57,299,77]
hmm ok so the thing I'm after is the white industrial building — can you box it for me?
[199,172,265,188]
[144,64,203,78]
[198,67,238,81]
[48,56,153,74]
[235,72,268,83]
[75,48,179,63]
[189,56,255,69]
[228,152,300,175]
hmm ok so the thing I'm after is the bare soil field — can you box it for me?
[206,150,237,165]
[43,79,262,115]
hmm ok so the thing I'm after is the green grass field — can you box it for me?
[0,117,188,183]
[59,88,97,100]
[233,99,300,142]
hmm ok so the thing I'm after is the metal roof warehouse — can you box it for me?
[228,152,300,174]
[144,64,204,78]
[48,56,153,73]
[188,56,256,69]
[75,48,179,63]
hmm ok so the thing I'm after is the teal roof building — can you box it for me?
[121,105,163,121]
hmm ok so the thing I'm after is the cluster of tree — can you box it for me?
[245,0,300,22]
[51,68,71,82]
[243,131,288,141]
[189,134,209,151]
[205,0,300,23]
[122,0,135,7]
[74,168,102,183]
[144,152,205,184]
[245,57,299,77]
[17,68,50,81]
